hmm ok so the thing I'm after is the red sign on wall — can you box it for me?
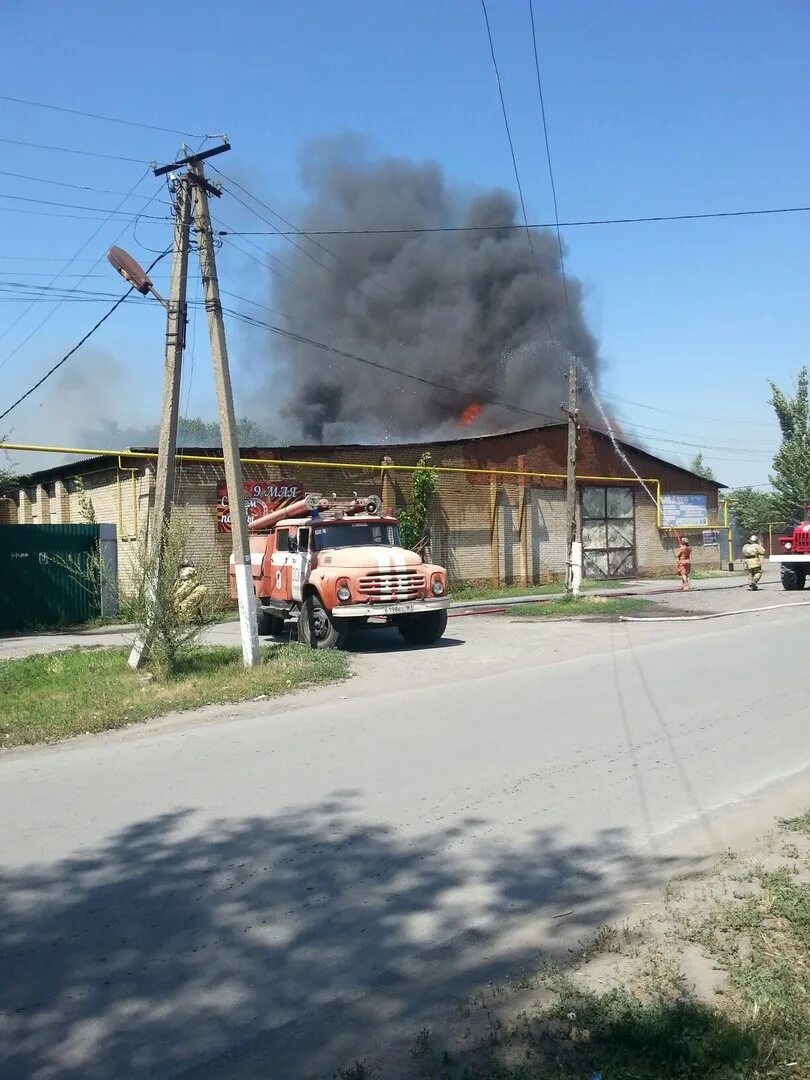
[216,480,303,533]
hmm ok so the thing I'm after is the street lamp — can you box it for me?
[107,246,167,308]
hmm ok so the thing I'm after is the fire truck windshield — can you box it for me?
[313,522,400,551]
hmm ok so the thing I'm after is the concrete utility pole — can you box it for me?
[188,159,261,668]
[564,361,582,597]
[127,176,192,670]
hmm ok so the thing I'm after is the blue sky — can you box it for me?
[1,0,808,486]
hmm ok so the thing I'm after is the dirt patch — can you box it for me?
[334,812,810,1080]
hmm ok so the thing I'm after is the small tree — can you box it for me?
[74,475,97,524]
[397,452,437,551]
[769,367,810,523]
[0,441,29,502]
[688,452,716,482]
[126,514,218,679]
[723,487,777,537]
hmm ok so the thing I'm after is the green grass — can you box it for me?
[500,596,657,619]
[409,849,810,1080]
[450,579,632,602]
[780,810,810,834]
[360,804,810,1079]
[0,645,349,748]
[449,570,740,603]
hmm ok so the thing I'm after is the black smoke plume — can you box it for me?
[262,137,600,443]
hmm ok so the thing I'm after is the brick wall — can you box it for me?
[16,429,724,591]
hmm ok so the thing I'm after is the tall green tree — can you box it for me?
[769,367,810,523]
[723,487,777,537]
[688,451,716,482]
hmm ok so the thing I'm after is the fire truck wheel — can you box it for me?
[398,608,448,646]
[781,566,806,591]
[298,595,349,649]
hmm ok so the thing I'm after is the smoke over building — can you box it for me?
[262,136,600,443]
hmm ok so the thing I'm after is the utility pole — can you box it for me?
[188,158,261,667]
[564,361,582,597]
[127,175,192,670]
[118,140,259,669]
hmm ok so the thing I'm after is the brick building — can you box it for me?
[2,424,725,590]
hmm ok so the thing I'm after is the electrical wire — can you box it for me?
[0,168,156,369]
[0,169,171,200]
[217,204,810,237]
[221,305,771,462]
[0,135,147,163]
[209,165,396,298]
[479,0,544,296]
[600,390,775,427]
[528,0,569,314]
[0,249,170,424]
[0,191,172,214]
[0,93,217,139]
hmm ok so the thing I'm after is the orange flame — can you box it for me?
[458,402,483,426]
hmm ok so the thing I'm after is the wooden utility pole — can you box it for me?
[128,176,192,670]
[189,159,261,667]
[564,361,581,597]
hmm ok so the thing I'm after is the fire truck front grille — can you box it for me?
[358,569,424,601]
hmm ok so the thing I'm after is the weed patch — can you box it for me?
[0,644,349,747]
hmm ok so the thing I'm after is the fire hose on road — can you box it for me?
[619,599,810,623]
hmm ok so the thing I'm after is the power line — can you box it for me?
[600,390,775,427]
[0,190,170,215]
[0,168,156,369]
[479,0,544,292]
[224,304,562,422]
[217,204,810,237]
[0,93,217,139]
[221,306,772,462]
[528,0,569,313]
[0,250,170,424]
[210,165,396,297]
[0,169,171,200]
[0,135,147,163]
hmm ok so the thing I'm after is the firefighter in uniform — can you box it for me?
[742,535,766,590]
[175,563,208,621]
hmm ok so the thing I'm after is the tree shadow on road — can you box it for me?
[0,798,702,1079]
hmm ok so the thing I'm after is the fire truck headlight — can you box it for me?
[336,580,351,602]
[431,576,446,596]
[785,542,792,551]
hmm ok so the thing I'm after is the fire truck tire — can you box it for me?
[398,608,448,645]
[298,595,349,649]
[781,566,806,591]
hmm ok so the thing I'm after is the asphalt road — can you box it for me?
[2,590,810,1078]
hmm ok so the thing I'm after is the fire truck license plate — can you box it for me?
[387,603,416,614]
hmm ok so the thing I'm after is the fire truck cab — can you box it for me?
[770,505,810,590]
[230,494,450,648]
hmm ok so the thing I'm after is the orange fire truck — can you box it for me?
[229,494,449,648]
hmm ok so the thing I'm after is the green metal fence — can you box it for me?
[0,524,101,634]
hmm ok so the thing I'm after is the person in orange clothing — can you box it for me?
[675,534,692,590]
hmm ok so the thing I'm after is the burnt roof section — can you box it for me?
[13,423,725,488]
